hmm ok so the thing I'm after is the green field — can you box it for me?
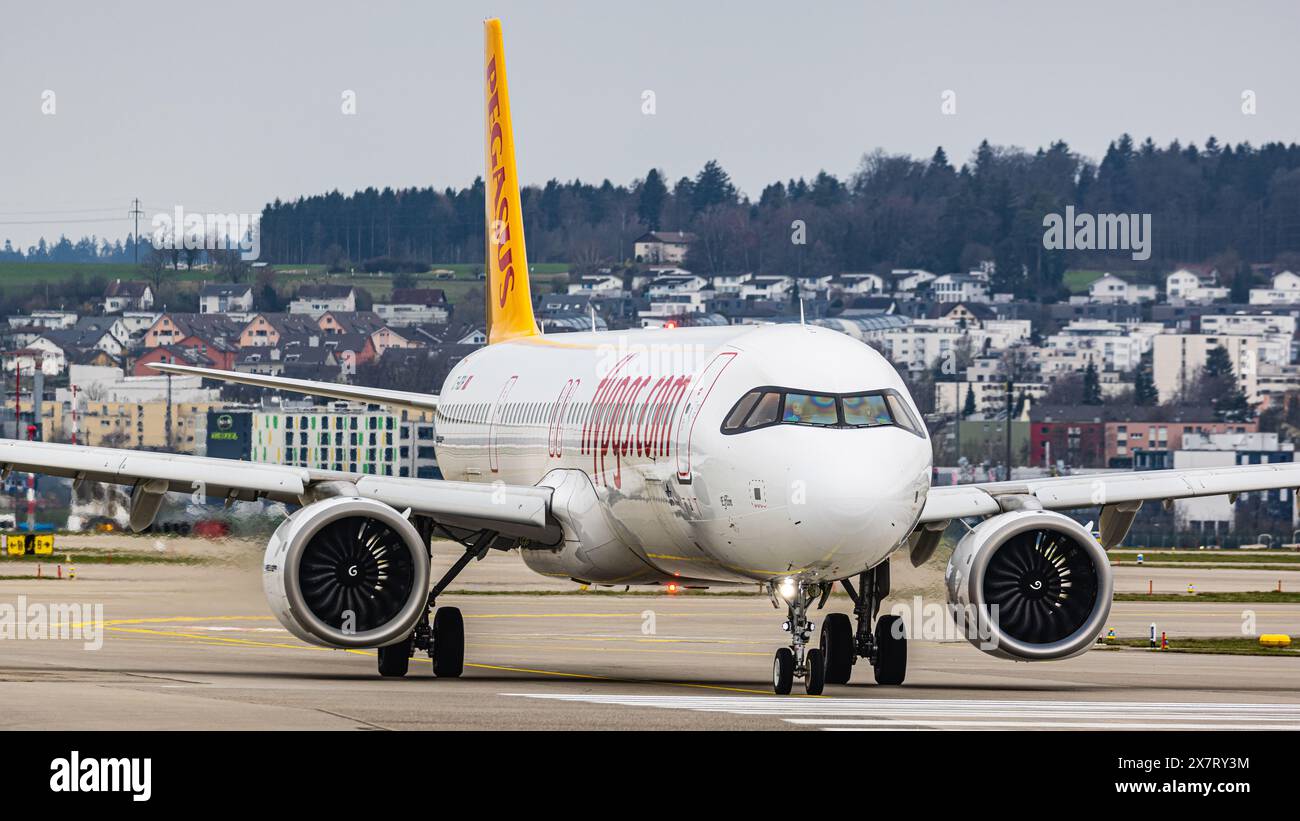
[1061,268,1166,294]
[1062,269,1108,293]
[1102,637,1298,657]
[1,551,217,565]
[0,261,146,286]
[0,261,571,305]
[1110,550,1300,565]
[274,263,570,302]
[1114,591,1300,603]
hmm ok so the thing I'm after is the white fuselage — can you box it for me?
[433,324,933,586]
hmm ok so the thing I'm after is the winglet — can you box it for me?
[484,18,541,345]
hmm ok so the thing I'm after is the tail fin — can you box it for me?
[483,18,541,345]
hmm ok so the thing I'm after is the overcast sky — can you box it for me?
[1,0,1297,248]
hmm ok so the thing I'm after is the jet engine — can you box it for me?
[263,497,430,648]
[945,509,1111,661]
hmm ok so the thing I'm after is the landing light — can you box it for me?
[777,577,797,602]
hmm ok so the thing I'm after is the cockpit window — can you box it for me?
[886,393,924,436]
[783,393,838,425]
[720,386,925,438]
[841,394,891,427]
[745,392,781,427]
[723,391,761,430]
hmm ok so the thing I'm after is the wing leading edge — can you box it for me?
[149,362,439,414]
[919,462,1300,523]
[0,439,553,541]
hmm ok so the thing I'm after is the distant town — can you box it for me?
[2,219,1299,547]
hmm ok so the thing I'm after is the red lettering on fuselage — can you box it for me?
[578,357,693,488]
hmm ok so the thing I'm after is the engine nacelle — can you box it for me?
[945,510,1112,661]
[263,497,430,648]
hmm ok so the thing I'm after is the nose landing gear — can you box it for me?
[767,564,908,693]
[769,579,830,695]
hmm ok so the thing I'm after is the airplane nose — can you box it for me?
[785,430,929,566]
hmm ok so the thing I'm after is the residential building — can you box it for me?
[374,288,450,326]
[48,398,219,451]
[247,402,439,478]
[565,274,625,298]
[199,283,255,314]
[1152,333,1263,402]
[1165,267,1228,304]
[6,311,77,330]
[633,231,694,264]
[1248,270,1300,305]
[1171,432,1295,533]
[931,273,989,303]
[237,313,319,347]
[288,284,357,316]
[1086,273,1157,304]
[101,280,155,313]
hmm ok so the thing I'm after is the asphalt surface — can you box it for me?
[1,545,1297,731]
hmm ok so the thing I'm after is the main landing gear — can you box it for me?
[823,562,906,687]
[377,527,497,679]
[768,563,907,694]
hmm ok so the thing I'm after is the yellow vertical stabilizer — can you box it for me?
[483,18,541,344]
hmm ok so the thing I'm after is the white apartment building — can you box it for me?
[1248,270,1300,305]
[250,402,439,479]
[1165,268,1229,304]
[1152,333,1262,402]
[931,273,989,303]
[1172,432,1295,530]
[566,274,625,297]
[1087,273,1157,304]
[1044,319,1164,372]
[646,274,709,298]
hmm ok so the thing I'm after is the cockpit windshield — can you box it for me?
[721,387,924,437]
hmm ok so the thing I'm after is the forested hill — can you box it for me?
[10,135,1300,301]
[256,136,1300,298]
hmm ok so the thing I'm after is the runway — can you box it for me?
[1,545,1298,730]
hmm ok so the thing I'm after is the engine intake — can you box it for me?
[263,497,430,648]
[945,510,1112,661]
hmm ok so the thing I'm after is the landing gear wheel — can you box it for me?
[772,647,794,695]
[804,648,826,695]
[377,637,412,677]
[820,612,853,685]
[431,606,464,678]
[873,613,907,685]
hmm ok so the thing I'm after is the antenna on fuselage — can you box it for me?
[590,303,598,332]
[799,298,806,327]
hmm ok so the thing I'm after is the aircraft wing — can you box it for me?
[149,362,439,414]
[0,439,553,540]
[918,462,1300,523]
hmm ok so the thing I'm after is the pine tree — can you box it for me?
[1082,361,1103,405]
[1133,356,1158,405]
[1204,345,1234,379]
[637,169,667,230]
[1230,262,1253,304]
[691,160,736,214]
[962,386,976,418]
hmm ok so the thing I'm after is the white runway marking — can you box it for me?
[502,694,1300,730]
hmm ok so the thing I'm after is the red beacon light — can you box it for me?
[662,320,678,329]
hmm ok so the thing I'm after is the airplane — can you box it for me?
[8,17,1300,695]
